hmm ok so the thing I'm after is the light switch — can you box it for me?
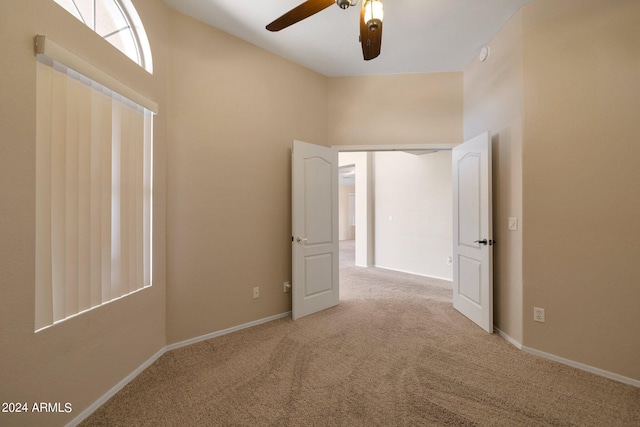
[508,217,518,231]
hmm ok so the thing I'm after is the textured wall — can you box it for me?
[164,9,328,343]
[522,0,640,380]
[464,9,524,343]
[328,73,463,147]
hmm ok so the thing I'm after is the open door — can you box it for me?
[452,132,493,333]
[292,140,339,320]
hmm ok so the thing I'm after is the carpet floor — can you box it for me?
[82,240,639,426]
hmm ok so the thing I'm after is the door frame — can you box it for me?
[335,140,495,334]
[336,144,457,153]
[293,140,494,332]
[335,143,458,272]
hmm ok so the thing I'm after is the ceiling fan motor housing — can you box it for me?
[367,19,381,31]
[336,0,351,10]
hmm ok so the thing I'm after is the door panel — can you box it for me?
[292,140,339,320]
[458,154,481,245]
[459,256,481,306]
[452,132,493,332]
[304,156,333,244]
[305,254,333,295]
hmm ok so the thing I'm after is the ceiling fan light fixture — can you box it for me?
[364,0,383,31]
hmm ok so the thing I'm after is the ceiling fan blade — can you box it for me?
[359,4,382,60]
[266,0,336,32]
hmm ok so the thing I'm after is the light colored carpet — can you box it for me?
[83,240,639,426]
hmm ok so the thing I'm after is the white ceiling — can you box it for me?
[162,0,534,77]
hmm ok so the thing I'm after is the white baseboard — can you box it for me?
[494,327,638,388]
[165,311,291,351]
[374,264,452,282]
[494,327,523,349]
[66,347,165,427]
[521,345,640,388]
[354,262,374,268]
[66,311,291,427]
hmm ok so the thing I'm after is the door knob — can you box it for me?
[296,236,308,243]
[474,239,495,246]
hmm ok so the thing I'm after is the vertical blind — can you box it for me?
[35,37,154,331]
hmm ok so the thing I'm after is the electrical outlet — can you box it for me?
[447,256,452,265]
[533,307,545,323]
[253,287,259,299]
[283,281,291,293]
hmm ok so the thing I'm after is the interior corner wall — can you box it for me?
[0,0,168,425]
[521,0,640,380]
[373,151,453,280]
[165,9,328,344]
[339,152,374,267]
[338,184,355,241]
[463,9,524,343]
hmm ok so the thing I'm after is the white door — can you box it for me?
[452,132,493,333]
[291,140,339,320]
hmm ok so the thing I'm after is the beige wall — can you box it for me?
[165,10,328,343]
[374,151,453,280]
[339,184,355,241]
[0,0,167,425]
[464,10,524,343]
[328,73,463,146]
[522,0,640,380]
[465,0,640,381]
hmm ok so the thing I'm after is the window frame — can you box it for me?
[51,0,153,73]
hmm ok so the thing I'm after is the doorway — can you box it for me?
[293,138,494,333]
[337,149,454,288]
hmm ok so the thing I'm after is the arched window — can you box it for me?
[52,0,153,73]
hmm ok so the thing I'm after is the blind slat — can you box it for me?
[64,75,81,318]
[35,61,54,330]
[51,68,67,323]
[100,93,113,305]
[77,74,92,313]
[110,101,122,300]
[89,88,104,308]
[143,112,153,287]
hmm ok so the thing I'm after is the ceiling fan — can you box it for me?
[266,0,384,61]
